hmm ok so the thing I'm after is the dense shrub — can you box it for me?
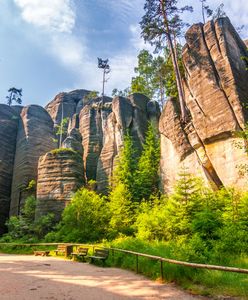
[45,188,109,242]
[2,196,55,242]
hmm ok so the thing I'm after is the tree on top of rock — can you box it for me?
[6,87,23,106]
[199,0,213,23]
[140,0,192,122]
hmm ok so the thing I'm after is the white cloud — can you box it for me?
[14,0,75,33]
[129,24,154,52]
[11,0,152,96]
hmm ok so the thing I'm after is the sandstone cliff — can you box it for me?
[0,105,19,234]
[36,149,84,220]
[9,105,56,216]
[96,94,160,192]
[160,17,248,192]
[1,17,248,231]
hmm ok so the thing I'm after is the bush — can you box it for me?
[47,188,109,242]
[2,196,55,242]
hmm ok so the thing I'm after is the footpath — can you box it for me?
[0,253,207,300]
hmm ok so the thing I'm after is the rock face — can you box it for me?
[1,17,248,230]
[0,105,19,234]
[160,17,248,192]
[45,90,90,125]
[96,94,160,193]
[9,105,56,216]
[36,149,84,221]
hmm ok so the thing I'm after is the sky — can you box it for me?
[0,0,248,107]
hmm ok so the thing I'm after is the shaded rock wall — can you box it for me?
[96,94,160,193]
[45,90,90,125]
[9,105,56,216]
[160,17,248,192]
[36,149,84,221]
[0,105,19,234]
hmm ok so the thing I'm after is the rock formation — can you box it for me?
[159,17,248,192]
[96,94,159,192]
[0,105,19,234]
[35,149,84,221]
[9,105,56,216]
[0,17,248,231]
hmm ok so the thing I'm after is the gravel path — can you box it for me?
[0,253,207,300]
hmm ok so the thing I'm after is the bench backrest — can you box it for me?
[77,247,88,254]
[57,245,67,251]
[94,249,109,258]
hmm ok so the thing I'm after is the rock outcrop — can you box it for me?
[96,94,160,192]
[1,17,248,231]
[9,105,56,216]
[0,105,19,233]
[160,17,248,192]
[36,149,84,221]
[45,90,90,125]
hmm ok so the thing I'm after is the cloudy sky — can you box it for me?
[0,0,247,107]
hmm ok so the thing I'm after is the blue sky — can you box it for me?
[0,0,248,107]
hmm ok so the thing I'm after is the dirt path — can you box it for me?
[0,253,207,300]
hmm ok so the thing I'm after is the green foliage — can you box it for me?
[112,88,130,97]
[25,179,36,192]
[111,132,138,197]
[131,49,173,105]
[134,196,168,240]
[131,50,155,99]
[108,183,135,238]
[3,196,55,242]
[199,0,213,23]
[212,3,226,20]
[50,148,83,163]
[134,123,160,201]
[47,188,109,242]
[54,117,69,147]
[84,91,99,103]
[55,117,69,136]
[107,237,248,298]
[6,87,23,106]
[162,46,184,98]
[131,46,184,105]
[140,0,192,120]
[50,147,78,155]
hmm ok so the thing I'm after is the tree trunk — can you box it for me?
[160,0,187,122]
[202,1,205,23]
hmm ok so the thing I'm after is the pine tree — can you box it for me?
[6,87,23,106]
[108,133,138,237]
[134,123,160,201]
[140,0,193,122]
[111,132,138,198]
[199,0,213,23]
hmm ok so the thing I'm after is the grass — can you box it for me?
[104,237,248,299]
[0,243,56,255]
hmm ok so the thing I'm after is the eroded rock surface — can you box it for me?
[160,17,248,192]
[0,105,19,233]
[9,105,56,216]
[96,94,160,193]
[36,149,84,220]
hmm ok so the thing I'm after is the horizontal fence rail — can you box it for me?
[104,247,248,277]
[0,243,248,278]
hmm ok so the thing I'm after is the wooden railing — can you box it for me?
[102,247,248,280]
[0,243,248,279]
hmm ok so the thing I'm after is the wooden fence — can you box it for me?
[0,243,248,280]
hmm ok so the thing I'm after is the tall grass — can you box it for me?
[106,237,248,298]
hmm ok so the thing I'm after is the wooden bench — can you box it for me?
[34,251,50,256]
[54,244,73,257]
[71,247,89,262]
[88,249,109,265]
